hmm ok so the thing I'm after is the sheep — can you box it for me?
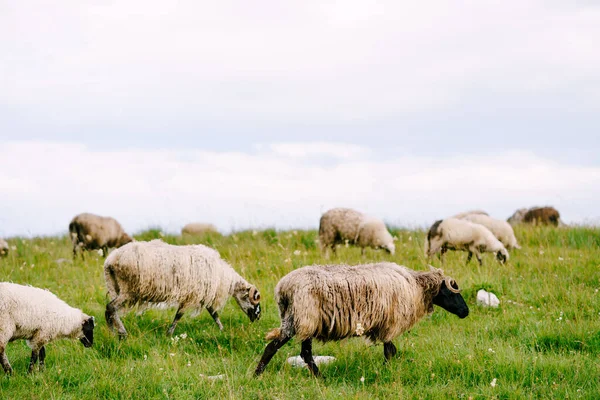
[457,213,521,250]
[425,218,509,265]
[104,239,261,338]
[0,239,8,257]
[0,282,94,375]
[507,208,529,225]
[69,213,133,258]
[507,206,563,226]
[182,223,219,236]
[254,263,468,377]
[451,210,489,219]
[318,208,395,256]
[523,206,562,226]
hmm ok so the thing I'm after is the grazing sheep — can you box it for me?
[0,282,94,375]
[425,218,509,265]
[69,213,133,258]
[523,207,562,226]
[0,239,8,257]
[319,208,395,256]
[254,264,468,377]
[451,210,489,219]
[104,239,261,338]
[458,213,521,250]
[507,206,563,226]
[182,223,219,236]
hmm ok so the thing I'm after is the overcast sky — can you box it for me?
[1,1,599,236]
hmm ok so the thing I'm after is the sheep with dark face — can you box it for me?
[425,218,509,265]
[254,263,468,377]
[104,240,261,337]
[69,213,133,258]
[319,208,395,256]
[0,283,94,375]
[523,207,562,226]
[507,206,563,226]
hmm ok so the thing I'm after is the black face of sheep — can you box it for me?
[79,317,95,348]
[234,286,262,322]
[496,251,507,264]
[432,279,469,319]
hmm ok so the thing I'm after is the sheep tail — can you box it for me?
[265,328,282,341]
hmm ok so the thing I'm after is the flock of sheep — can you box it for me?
[0,205,562,377]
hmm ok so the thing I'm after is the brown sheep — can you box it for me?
[523,207,561,226]
[69,213,133,258]
[181,223,219,236]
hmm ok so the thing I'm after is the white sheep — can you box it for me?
[458,213,521,250]
[181,223,219,236]
[0,239,8,257]
[104,239,261,337]
[69,213,133,258]
[254,263,468,377]
[425,218,509,265]
[0,282,94,375]
[319,208,395,256]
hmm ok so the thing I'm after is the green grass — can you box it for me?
[0,226,599,399]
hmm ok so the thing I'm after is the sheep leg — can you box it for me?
[27,349,39,374]
[475,252,483,266]
[254,335,291,376]
[466,251,473,264]
[167,306,185,336]
[300,339,320,377]
[440,246,447,264]
[207,307,224,331]
[39,346,46,371]
[0,348,12,375]
[105,296,128,338]
[383,342,397,361]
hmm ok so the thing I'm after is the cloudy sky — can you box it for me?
[1,1,599,236]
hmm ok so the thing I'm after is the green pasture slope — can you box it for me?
[0,226,598,399]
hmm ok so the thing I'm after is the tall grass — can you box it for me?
[0,226,598,399]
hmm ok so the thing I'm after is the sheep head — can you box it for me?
[233,282,261,322]
[430,269,469,319]
[79,316,95,348]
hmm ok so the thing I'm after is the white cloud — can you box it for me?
[0,140,598,237]
[264,142,370,159]
[2,1,600,125]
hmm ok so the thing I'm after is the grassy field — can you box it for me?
[0,226,598,399]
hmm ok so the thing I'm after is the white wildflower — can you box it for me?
[488,348,495,353]
[539,250,544,255]
[98,249,104,256]
[558,257,564,261]
[169,353,175,357]
[491,378,497,387]
[179,333,187,339]
[252,230,258,236]
[293,250,301,256]
[360,376,365,383]
[355,323,365,336]
[143,354,147,360]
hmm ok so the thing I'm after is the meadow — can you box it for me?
[0,226,598,399]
